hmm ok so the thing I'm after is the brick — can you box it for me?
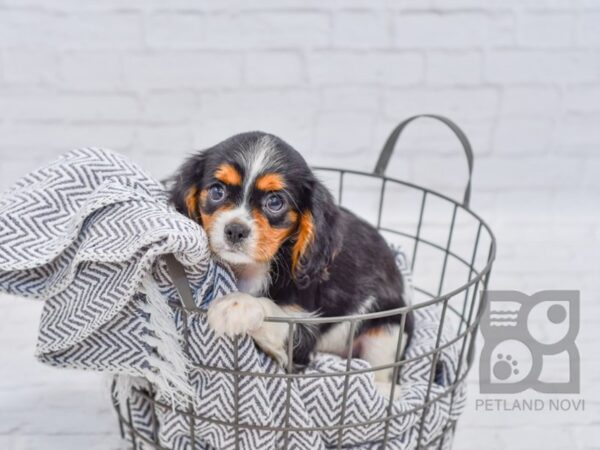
[0,123,135,154]
[431,0,578,9]
[564,85,600,114]
[494,191,555,224]
[500,87,561,117]
[194,90,318,148]
[0,92,139,122]
[393,12,514,49]
[320,86,380,111]
[238,12,329,47]
[559,114,600,153]
[335,0,422,8]
[146,12,330,49]
[475,156,581,190]
[244,52,304,87]
[0,11,62,48]
[145,12,209,48]
[122,52,242,89]
[582,158,600,189]
[0,11,143,50]
[2,0,146,10]
[332,12,390,48]
[223,0,336,9]
[518,12,574,47]
[426,51,483,85]
[485,50,600,84]
[133,125,192,154]
[139,152,186,183]
[313,111,375,156]
[59,51,124,90]
[308,51,424,85]
[553,190,600,226]
[199,89,319,119]
[382,87,499,120]
[492,117,555,154]
[577,12,600,46]
[60,13,144,50]
[191,116,313,160]
[141,91,199,123]
[2,50,58,85]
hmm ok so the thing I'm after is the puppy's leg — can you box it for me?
[206,292,309,367]
[357,324,408,400]
[206,292,266,337]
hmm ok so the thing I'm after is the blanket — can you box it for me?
[0,148,466,449]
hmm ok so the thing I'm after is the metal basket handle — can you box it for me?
[164,253,198,312]
[374,114,474,208]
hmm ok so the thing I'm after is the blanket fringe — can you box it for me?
[140,274,194,409]
[110,374,150,408]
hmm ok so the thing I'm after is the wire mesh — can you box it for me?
[112,142,496,449]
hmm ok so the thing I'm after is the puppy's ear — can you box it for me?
[169,152,206,223]
[292,179,342,289]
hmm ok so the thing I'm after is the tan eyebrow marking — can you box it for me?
[215,163,242,186]
[256,173,285,191]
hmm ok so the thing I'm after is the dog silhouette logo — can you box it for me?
[479,290,580,394]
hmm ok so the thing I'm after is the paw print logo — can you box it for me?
[479,291,579,394]
[493,354,519,380]
[485,339,532,386]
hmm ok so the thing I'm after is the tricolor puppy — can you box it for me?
[170,132,413,384]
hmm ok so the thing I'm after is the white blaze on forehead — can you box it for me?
[208,135,282,268]
[239,135,280,201]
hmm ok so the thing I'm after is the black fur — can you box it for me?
[270,206,414,366]
[170,132,413,367]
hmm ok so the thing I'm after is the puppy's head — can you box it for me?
[170,132,341,289]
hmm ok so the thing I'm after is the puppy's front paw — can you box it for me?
[207,292,265,338]
[374,381,403,401]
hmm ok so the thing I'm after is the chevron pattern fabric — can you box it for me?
[0,148,229,401]
[119,304,466,450]
[0,148,467,450]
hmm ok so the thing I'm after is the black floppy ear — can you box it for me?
[292,179,342,289]
[169,152,206,222]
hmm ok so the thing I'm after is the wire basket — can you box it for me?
[112,115,496,450]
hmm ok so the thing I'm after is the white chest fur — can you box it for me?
[233,262,271,296]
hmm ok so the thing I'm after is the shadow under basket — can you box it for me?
[112,115,496,450]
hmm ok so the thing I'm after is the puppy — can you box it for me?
[170,132,413,384]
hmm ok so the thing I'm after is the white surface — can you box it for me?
[0,1,599,449]
[0,297,125,450]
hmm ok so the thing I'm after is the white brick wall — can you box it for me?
[0,1,598,449]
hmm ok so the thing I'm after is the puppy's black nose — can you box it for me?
[224,222,250,245]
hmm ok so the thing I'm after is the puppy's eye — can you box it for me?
[264,193,285,213]
[208,183,226,202]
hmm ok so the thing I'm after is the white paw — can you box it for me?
[250,322,289,367]
[207,292,265,338]
[374,381,403,401]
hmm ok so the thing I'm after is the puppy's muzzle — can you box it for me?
[224,222,250,245]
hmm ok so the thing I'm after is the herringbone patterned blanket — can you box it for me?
[0,148,466,449]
